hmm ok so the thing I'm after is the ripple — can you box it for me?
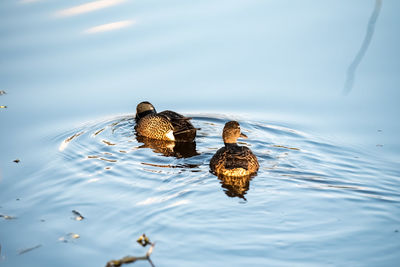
[6,113,399,267]
[49,114,399,204]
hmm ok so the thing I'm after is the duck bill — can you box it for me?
[240,132,248,139]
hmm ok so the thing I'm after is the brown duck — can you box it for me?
[135,101,197,142]
[210,121,259,177]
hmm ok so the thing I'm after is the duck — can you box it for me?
[210,121,259,177]
[135,101,197,142]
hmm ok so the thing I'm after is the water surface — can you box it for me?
[1,1,400,266]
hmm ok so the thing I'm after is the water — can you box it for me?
[1,1,400,266]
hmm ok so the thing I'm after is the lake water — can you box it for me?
[1,1,399,266]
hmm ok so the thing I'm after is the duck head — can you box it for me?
[135,101,156,122]
[222,121,247,144]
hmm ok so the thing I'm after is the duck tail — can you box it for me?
[174,128,197,142]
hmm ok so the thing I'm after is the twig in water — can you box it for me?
[343,0,382,94]
[72,210,84,221]
[105,234,155,267]
[18,244,42,255]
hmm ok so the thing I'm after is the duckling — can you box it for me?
[210,121,259,177]
[135,101,197,142]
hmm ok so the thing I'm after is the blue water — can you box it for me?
[1,1,400,266]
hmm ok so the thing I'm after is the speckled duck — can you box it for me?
[135,101,197,142]
[210,121,259,177]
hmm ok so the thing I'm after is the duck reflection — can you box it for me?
[217,174,255,200]
[136,136,199,158]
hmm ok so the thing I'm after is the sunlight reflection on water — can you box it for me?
[55,0,126,17]
[84,20,135,34]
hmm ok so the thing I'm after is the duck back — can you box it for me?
[210,144,259,176]
[159,110,196,142]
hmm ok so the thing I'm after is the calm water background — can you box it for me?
[1,0,399,266]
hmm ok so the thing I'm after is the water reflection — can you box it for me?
[136,136,199,158]
[56,0,126,17]
[2,0,400,265]
[343,0,382,94]
[59,131,84,151]
[84,20,135,34]
[217,174,255,200]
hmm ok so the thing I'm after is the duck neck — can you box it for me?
[224,142,238,148]
[135,110,156,122]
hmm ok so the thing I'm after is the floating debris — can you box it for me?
[71,233,80,239]
[137,234,151,247]
[59,233,80,243]
[18,244,42,255]
[13,159,20,163]
[72,210,84,221]
[0,106,7,109]
[0,90,6,95]
[106,234,155,267]
[0,214,17,220]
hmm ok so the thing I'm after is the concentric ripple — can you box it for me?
[47,114,400,203]
[3,114,399,266]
